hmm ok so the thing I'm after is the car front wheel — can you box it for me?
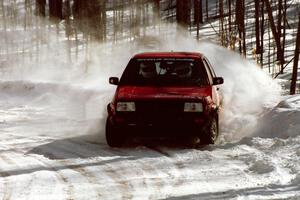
[106,118,124,147]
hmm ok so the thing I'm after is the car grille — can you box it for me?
[135,101,184,122]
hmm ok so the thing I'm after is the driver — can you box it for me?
[140,62,157,78]
[174,63,193,79]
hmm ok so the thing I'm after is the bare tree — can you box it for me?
[176,0,191,28]
[194,0,201,39]
[227,0,235,50]
[255,0,261,56]
[154,0,160,15]
[1,0,8,55]
[36,0,46,16]
[205,0,208,21]
[236,0,246,56]
[64,0,72,62]
[278,0,284,71]
[219,0,225,46]
[264,0,284,70]
[194,0,203,25]
[73,0,106,41]
[260,0,265,66]
[282,0,287,68]
[49,0,63,19]
[227,0,231,37]
[290,14,300,95]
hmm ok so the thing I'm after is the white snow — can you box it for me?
[1,36,300,199]
[1,1,300,199]
[252,95,300,139]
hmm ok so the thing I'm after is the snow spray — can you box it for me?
[0,13,281,142]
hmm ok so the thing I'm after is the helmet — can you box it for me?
[174,64,192,79]
[140,62,157,78]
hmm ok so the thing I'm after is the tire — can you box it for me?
[106,118,123,147]
[200,116,219,145]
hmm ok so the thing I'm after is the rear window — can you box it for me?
[119,58,209,86]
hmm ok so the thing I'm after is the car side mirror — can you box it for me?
[109,77,119,85]
[213,77,224,85]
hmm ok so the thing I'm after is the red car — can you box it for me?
[106,52,223,147]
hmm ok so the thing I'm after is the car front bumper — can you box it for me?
[108,113,211,138]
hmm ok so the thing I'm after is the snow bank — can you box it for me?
[252,95,300,138]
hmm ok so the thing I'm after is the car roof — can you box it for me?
[133,52,204,59]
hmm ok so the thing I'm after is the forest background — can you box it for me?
[1,0,299,93]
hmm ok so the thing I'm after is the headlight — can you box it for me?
[116,102,136,112]
[184,102,203,112]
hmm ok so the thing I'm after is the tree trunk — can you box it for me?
[278,0,284,71]
[64,0,71,62]
[199,0,203,23]
[64,0,71,20]
[228,0,234,49]
[135,1,141,37]
[154,0,160,16]
[206,0,208,21]
[260,0,265,66]
[219,0,224,46]
[236,0,245,56]
[194,0,200,38]
[242,0,246,57]
[282,0,287,69]
[35,0,46,16]
[49,0,63,19]
[194,0,203,24]
[176,0,191,28]
[72,0,107,41]
[264,0,284,68]
[154,0,160,10]
[102,1,107,41]
[290,14,300,95]
[1,0,8,55]
[73,0,84,19]
[228,0,231,34]
[255,0,260,54]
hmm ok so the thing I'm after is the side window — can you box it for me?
[204,58,217,77]
[202,58,213,84]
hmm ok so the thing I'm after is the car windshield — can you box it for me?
[120,58,209,86]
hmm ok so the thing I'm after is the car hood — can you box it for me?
[116,86,212,101]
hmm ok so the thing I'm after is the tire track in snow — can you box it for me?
[58,142,143,199]
[23,153,103,199]
[147,147,180,197]
[0,151,74,200]
[27,154,75,200]
[101,147,185,199]
[106,148,169,199]
[0,173,12,200]
[53,141,156,199]
[58,160,104,200]
[0,154,14,200]
[134,156,167,199]
[33,141,106,199]
[148,147,186,191]
[103,167,135,200]
[0,133,75,200]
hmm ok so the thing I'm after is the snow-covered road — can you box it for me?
[0,78,300,200]
[1,132,300,200]
[1,0,300,197]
